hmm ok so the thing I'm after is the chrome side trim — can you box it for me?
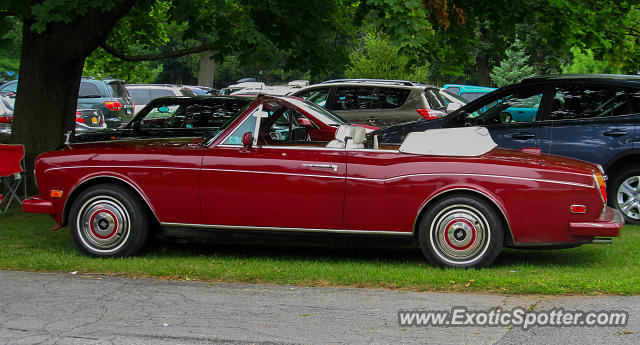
[161,222,413,236]
[46,166,593,189]
[63,175,162,225]
[350,173,593,188]
[201,167,343,179]
[411,187,514,243]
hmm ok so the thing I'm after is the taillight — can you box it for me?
[104,101,122,111]
[594,172,607,204]
[416,109,439,120]
[75,111,85,123]
[0,115,11,123]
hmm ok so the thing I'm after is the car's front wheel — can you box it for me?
[69,184,149,257]
[609,165,640,224]
[418,195,504,268]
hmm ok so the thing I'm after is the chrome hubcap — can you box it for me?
[430,205,490,264]
[617,176,640,220]
[77,196,130,251]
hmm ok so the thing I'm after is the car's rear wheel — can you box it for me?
[69,184,149,257]
[609,165,640,224]
[418,195,503,268]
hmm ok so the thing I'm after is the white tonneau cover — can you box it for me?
[399,126,497,156]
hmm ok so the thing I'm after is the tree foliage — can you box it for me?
[345,32,430,82]
[561,47,618,75]
[490,37,535,87]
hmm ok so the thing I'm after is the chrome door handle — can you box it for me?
[302,163,339,172]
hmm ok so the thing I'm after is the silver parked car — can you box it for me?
[290,79,448,127]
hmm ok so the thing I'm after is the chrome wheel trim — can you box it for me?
[617,175,640,220]
[76,195,131,254]
[429,204,491,265]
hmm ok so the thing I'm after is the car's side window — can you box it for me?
[150,89,175,99]
[223,113,257,145]
[140,104,181,128]
[334,87,378,110]
[78,82,102,98]
[259,107,314,144]
[129,89,152,105]
[465,89,543,126]
[296,87,330,107]
[423,89,447,111]
[378,88,410,109]
[550,86,640,120]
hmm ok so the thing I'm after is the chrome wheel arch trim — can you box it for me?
[63,174,161,226]
[412,187,514,243]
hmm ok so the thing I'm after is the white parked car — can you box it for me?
[126,84,196,114]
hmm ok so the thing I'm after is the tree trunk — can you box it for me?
[10,2,135,193]
[198,50,215,88]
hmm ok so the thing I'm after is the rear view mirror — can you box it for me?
[296,118,313,127]
[242,131,253,151]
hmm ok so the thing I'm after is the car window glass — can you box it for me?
[223,110,258,145]
[285,97,348,126]
[466,89,543,125]
[140,104,180,128]
[0,82,17,93]
[550,86,636,120]
[260,106,313,144]
[460,92,488,102]
[180,88,197,96]
[78,82,102,98]
[199,100,252,127]
[629,90,640,113]
[335,87,378,110]
[296,87,330,107]
[446,87,460,95]
[378,88,410,109]
[109,82,130,98]
[423,89,447,110]
[150,89,175,99]
[128,89,152,105]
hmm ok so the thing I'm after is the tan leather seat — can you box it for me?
[326,125,356,148]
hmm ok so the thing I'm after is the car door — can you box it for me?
[200,103,347,230]
[445,85,546,150]
[538,83,639,167]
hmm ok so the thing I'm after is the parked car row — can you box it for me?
[0,80,109,142]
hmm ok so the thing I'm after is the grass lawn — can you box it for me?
[0,206,638,295]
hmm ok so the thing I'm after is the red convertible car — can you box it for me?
[23,95,623,268]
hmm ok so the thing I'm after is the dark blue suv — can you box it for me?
[372,74,640,223]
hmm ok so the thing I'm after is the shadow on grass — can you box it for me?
[138,231,602,268]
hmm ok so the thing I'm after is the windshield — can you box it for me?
[202,102,252,145]
[285,97,348,125]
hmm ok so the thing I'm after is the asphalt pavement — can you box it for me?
[0,270,638,345]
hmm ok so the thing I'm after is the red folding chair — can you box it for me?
[0,144,27,213]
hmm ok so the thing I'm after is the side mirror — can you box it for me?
[296,118,313,127]
[242,131,253,151]
[446,102,461,113]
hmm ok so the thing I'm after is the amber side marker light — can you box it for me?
[50,190,63,198]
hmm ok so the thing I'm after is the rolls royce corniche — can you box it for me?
[23,95,623,268]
